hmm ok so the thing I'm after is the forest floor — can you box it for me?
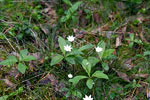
[0,0,150,100]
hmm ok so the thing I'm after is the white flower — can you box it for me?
[67,35,75,42]
[83,95,93,100]
[64,45,72,52]
[95,46,103,53]
[86,62,89,65]
[68,74,73,78]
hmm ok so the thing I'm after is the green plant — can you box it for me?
[60,0,82,23]
[50,36,115,90]
[69,59,108,89]
[61,86,82,98]
[69,40,114,89]
[0,2,42,40]
[136,50,150,61]
[125,79,141,89]
[0,49,36,74]
[126,33,142,48]
[0,87,23,100]
[124,0,143,15]
[50,36,85,66]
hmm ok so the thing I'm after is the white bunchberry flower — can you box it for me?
[83,95,93,100]
[86,62,89,65]
[68,74,73,78]
[64,45,72,52]
[67,35,75,42]
[95,46,103,53]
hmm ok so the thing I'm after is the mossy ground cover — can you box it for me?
[0,0,150,100]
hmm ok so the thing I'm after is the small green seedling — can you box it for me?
[60,0,82,23]
[126,33,142,48]
[0,49,36,74]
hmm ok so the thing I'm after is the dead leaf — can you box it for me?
[32,52,41,60]
[40,73,58,86]
[40,25,50,35]
[119,26,127,34]
[74,28,86,39]
[106,31,113,39]
[113,68,130,82]
[73,28,79,34]
[117,71,130,82]
[29,62,36,71]
[40,59,45,64]
[93,12,101,24]
[11,51,20,58]
[139,32,148,43]
[40,73,61,92]
[4,78,16,88]
[113,49,117,55]
[115,36,122,48]
[147,89,150,98]
[137,16,144,23]
[45,39,49,43]
[0,58,3,68]
[100,24,109,31]
[123,59,135,70]
[123,98,132,100]
[43,4,57,25]
[117,2,126,10]
[31,52,44,64]
[8,67,20,79]
[78,10,88,27]
[132,74,149,78]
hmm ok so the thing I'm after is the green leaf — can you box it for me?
[92,71,108,79]
[21,56,36,61]
[69,1,82,13]
[19,49,36,61]
[75,55,83,64]
[65,57,75,64]
[9,87,23,96]
[86,78,94,89]
[60,1,82,22]
[0,95,8,100]
[103,49,114,59]
[72,90,82,98]
[131,0,142,4]
[50,54,64,66]
[69,75,87,85]
[144,51,150,56]
[82,59,91,76]
[58,36,66,55]
[79,44,94,51]
[88,57,99,67]
[130,34,134,41]
[97,40,106,59]
[134,39,142,44]
[66,92,71,98]
[60,88,69,92]
[63,0,72,6]
[102,62,109,71]
[20,49,28,57]
[0,32,4,39]
[66,49,83,56]
[18,63,27,74]
[61,14,71,22]
[0,56,17,66]
[129,42,134,48]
